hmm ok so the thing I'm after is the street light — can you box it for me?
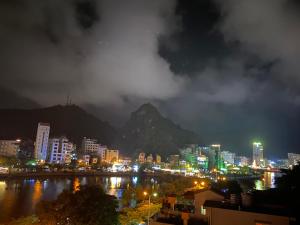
[201,181,205,186]
[143,191,158,225]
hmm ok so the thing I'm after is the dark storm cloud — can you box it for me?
[0,0,185,106]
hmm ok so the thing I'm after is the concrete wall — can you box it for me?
[194,191,224,216]
[207,207,290,225]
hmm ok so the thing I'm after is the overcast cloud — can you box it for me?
[216,0,300,89]
[0,0,185,106]
[1,0,300,156]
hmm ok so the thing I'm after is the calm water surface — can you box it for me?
[0,172,277,223]
[0,176,142,223]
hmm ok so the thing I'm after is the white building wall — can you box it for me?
[34,122,50,161]
[49,137,73,164]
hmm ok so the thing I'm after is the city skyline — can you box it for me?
[0,103,295,159]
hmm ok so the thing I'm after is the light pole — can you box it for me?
[143,191,157,225]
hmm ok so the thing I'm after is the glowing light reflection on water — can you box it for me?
[255,172,277,190]
[0,176,141,223]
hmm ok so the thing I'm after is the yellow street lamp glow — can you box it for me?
[194,181,198,185]
[153,192,158,197]
[143,191,148,196]
[201,181,205,186]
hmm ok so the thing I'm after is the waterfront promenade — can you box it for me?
[0,171,139,179]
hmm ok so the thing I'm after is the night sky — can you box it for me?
[1,0,300,158]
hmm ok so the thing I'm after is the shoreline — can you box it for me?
[0,171,264,180]
[0,171,139,179]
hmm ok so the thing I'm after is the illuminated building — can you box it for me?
[34,122,50,161]
[119,157,132,165]
[81,137,100,155]
[180,145,201,168]
[199,146,210,152]
[104,149,119,163]
[206,144,223,170]
[234,156,249,166]
[98,145,107,161]
[48,137,75,164]
[197,155,208,170]
[0,139,21,157]
[274,159,288,168]
[179,160,187,170]
[169,154,180,168]
[146,154,153,163]
[90,157,97,164]
[138,152,146,163]
[65,142,76,164]
[221,151,235,164]
[156,154,161,164]
[253,142,264,167]
[83,155,90,165]
[288,153,300,167]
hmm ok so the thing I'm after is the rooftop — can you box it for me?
[183,188,225,200]
[203,200,293,217]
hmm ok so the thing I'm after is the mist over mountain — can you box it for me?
[0,87,40,109]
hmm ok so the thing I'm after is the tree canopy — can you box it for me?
[36,185,119,225]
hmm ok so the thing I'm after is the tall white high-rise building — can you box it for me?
[34,122,50,161]
[253,142,264,167]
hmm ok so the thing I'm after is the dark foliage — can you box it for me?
[36,185,119,225]
[275,163,300,218]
